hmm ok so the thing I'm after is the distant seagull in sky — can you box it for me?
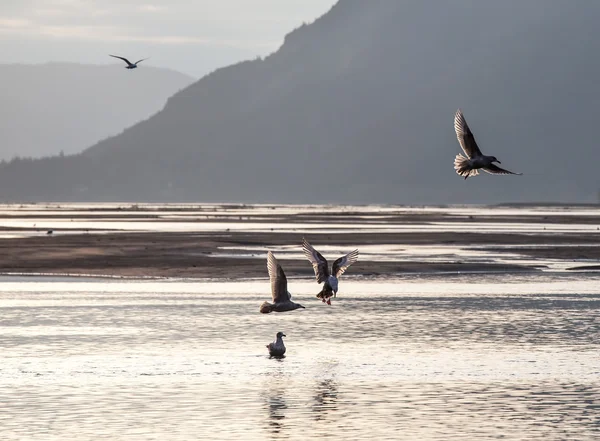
[260,251,305,313]
[109,54,149,69]
[266,332,286,357]
[453,109,522,179]
[302,238,358,305]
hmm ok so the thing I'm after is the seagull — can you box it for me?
[266,332,286,357]
[109,54,149,69]
[453,109,522,179]
[259,251,305,313]
[302,238,358,305]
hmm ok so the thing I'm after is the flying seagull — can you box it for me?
[259,251,305,313]
[453,109,522,179]
[302,238,358,305]
[109,54,149,69]
[266,331,286,357]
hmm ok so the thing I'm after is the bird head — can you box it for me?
[491,156,501,164]
[276,332,286,338]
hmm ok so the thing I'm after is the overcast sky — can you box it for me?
[0,0,337,77]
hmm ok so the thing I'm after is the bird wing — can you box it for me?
[134,57,149,65]
[109,54,133,65]
[332,249,359,278]
[454,109,483,158]
[482,164,522,176]
[302,238,329,283]
[267,251,290,303]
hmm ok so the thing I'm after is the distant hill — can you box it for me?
[1,0,599,204]
[0,63,194,159]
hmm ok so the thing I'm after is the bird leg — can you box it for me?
[326,298,331,305]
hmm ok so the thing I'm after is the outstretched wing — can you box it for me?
[454,109,483,159]
[482,164,522,176]
[332,249,359,278]
[109,54,132,65]
[134,57,149,65]
[302,238,329,283]
[267,251,290,303]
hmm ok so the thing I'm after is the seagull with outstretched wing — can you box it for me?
[259,251,305,313]
[109,54,149,69]
[453,109,522,179]
[302,238,358,305]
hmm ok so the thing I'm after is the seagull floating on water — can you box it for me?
[302,238,358,305]
[260,251,305,313]
[266,332,286,357]
[453,109,522,179]
[109,54,149,69]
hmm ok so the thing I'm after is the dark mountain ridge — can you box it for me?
[1,0,599,203]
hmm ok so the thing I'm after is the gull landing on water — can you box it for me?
[259,252,305,313]
[266,332,286,357]
[109,54,149,69]
[453,109,522,179]
[302,238,358,305]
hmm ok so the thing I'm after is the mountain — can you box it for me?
[1,0,600,204]
[0,63,194,159]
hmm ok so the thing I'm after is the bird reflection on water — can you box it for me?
[265,389,287,436]
[262,367,289,438]
[312,378,339,422]
[262,362,341,438]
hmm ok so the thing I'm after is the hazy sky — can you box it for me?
[0,0,337,77]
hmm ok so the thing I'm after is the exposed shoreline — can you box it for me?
[1,203,599,279]
[0,230,542,279]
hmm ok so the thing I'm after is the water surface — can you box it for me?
[1,273,599,440]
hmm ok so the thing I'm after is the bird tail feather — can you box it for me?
[316,285,334,300]
[260,301,273,314]
[454,154,479,179]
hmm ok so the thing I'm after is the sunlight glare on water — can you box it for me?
[0,273,599,440]
[3,203,600,237]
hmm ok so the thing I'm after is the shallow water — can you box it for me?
[2,202,600,236]
[1,273,599,440]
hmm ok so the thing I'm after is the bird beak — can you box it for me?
[496,160,502,164]
[282,334,287,337]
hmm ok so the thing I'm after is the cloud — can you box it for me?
[0,18,276,50]
[31,8,69,18]
[0,18,32,28]
[138,4,166,13]
[39,25,118,39]
[0,0,337,76]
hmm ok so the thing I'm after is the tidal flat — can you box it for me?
[0,203,599,440]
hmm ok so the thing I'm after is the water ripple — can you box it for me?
[0,274,599,440]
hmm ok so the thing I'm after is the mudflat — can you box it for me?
[0,203,599,278]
